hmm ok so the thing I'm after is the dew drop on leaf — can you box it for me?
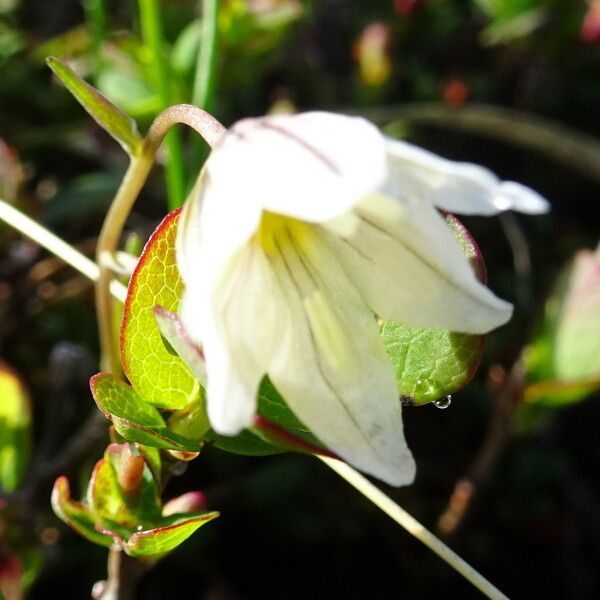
[433,395,452,410]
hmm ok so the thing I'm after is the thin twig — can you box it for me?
[0,199,126,302]
[437,361,525,537]
[499,212,533,314]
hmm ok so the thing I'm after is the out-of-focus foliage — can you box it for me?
[47,57,143,155]
[0,362,31,493]
[523,244,600,407]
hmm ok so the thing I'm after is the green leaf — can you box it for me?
[380,215,485,405]
[90,373,202,452]
[205,378,328,457]
[121,209,199,409]
[206,428,283,456]
[139,445,162,485]
[256,378,323,448]
[46,56,143,155]
[0,363,31,492]
[100,512,219,557]
[51,477,114,547]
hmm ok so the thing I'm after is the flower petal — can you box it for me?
[180,242,287,434]
[267,223,415,486]
[324,195,513,334]
[176,170,263,292]
[205,112,388,222]
[384,138,549,215]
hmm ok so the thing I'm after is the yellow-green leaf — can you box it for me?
[51,477,114,548]
[46,56,143,155]
[101,512,219,557]
[90,373,202,452]
[121,209,199,409]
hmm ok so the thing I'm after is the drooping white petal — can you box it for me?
[384,138,549,215]
[267,223,415,486]
[180,241,287,434]
[176,169,263,294]
[323,194,513,334]
[205,112,388,223]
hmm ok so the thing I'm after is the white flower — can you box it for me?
[176,111,548,486]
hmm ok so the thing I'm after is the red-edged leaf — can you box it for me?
[121,209,199,409]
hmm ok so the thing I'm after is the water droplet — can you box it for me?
[434,395,452,410]
[137,525,143,531]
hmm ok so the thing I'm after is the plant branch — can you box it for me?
[437,361,525,537]
[499,212,533,315]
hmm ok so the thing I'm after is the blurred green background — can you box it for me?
[0,0,599,598]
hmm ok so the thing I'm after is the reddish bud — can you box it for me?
[0,554,23,600]
[394,0,424,16]
[162,492,207,516]
[167,450,200,462]
[581,1,600,43]
[353,22,392,87]
[442,78,470,108]
[115,447,145,495]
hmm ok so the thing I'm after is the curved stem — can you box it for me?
[95,105,225,376]
[145,104,226,153]
[95,156,153,374]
